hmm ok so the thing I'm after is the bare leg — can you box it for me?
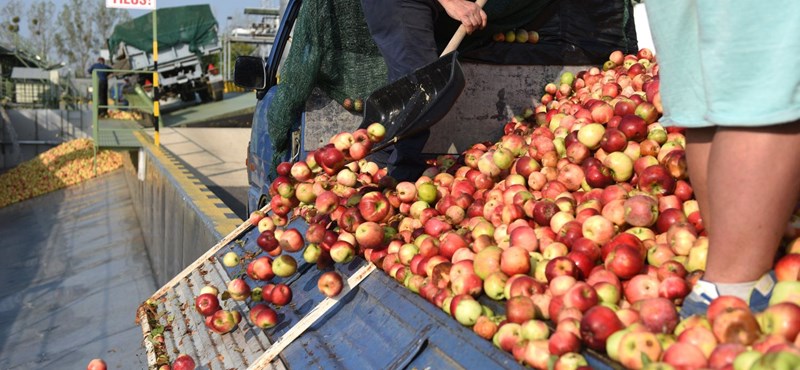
[685,127,715,230]
[702,122,800,283]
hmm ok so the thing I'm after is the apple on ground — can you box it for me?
[250,304,279,329]
[227,278,251,301]
[195,293,221,316]
[272,254,298,277]
[87,359,107,370]
[207,309,241,334]
[318,271,345,297]
[222,251,240,267]
[172,354,196,370]
[453,296,483,326]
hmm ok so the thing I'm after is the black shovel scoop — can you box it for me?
[359,0,487,154]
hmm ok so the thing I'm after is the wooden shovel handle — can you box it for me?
[440,0,489,56]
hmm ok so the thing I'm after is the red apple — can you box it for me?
[562,282,599,313]
[317,271,344,297]
[256,229,280,252]
[548,330,582,356]
[638,164,676,196]
[756,302,800,342]
[172,354,196,370]
[207,309,241,334]
[507,296,536,324]
[580,305,625,351]
[712,308,761,345]
[87,359,108,370]
[618,114,647,142]
[195,293,221,317]
[251,304,279,329]
[358,191,390,222]
[661,342,708,369]
[605,244,645,280]
[708,343,746,369]
[504,275,545,300]
[707,296,749,323]
[775,253,800,282]
[546,256,580,282]
[623,196,658,230]
[227,278,251,301]
[624,273,659,303]
[270,283,293,306]
[636,297,679,334]
[278,228,304,253]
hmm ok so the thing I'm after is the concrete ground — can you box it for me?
[0,171,156,370]
[146,127,251,220]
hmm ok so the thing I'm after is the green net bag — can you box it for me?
[265,0,388,175]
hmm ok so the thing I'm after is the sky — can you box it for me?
[46,0,283,33]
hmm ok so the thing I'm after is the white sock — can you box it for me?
[715,281,758,301]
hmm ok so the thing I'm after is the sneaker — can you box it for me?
[678,271,776,319]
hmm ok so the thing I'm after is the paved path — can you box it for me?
[146,127,251,219]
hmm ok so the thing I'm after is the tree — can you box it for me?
[93,0,131,53]
[26,0,56,62]
[54,0,94,77]
[53,0,131,77]
[0,0,23,46]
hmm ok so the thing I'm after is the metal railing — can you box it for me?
[91,68,159,173]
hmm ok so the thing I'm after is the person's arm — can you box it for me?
[438,0,487,34]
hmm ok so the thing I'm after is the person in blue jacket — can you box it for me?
[87,57,112,117]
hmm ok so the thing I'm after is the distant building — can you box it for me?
[0,43,72,108]
[10,67,59,105]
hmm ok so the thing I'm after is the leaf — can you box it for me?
[547,354,559,370]
[641,351,653,367]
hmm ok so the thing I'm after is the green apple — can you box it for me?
[686,243,708,273]
[416,182,438,204]
[560,71,575,86]
[303,243,322,263]
[770,281,800,306]
[222,252,240,267]
[749,351,800,370]
[605,327,630,361]
[733,350,762,370]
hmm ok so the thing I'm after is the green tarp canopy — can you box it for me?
[108,4,218,56]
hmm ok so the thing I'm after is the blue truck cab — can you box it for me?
[233,2,637,366]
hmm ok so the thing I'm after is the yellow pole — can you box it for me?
[152,8,160,146]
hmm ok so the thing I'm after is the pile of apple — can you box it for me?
[0,138,123,208]
[493,29,540,44]
[191,48,800,369]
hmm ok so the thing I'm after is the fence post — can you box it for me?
[92,70,99,176]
